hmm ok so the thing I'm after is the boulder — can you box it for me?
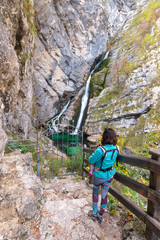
[0,152,43,239]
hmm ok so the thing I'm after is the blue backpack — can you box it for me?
[98,145,119,172]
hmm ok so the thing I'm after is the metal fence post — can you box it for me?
[146,148,160,240]
[81,126,84,179]
[82,127,85,180]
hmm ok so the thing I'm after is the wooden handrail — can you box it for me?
[117,154,160,174]
[109,186,160,238]
[114,173,160,206]
[83,147,160,239]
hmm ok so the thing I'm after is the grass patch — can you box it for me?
[5,140,36,153]
[96,86,119,106]
[22,0,37,35]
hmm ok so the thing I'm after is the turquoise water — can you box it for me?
[49,132,80,143]
[49,132,82,157]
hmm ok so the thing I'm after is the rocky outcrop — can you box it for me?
[0,99,7,161]
[0,0,36,137]
[0,152,43,239]
[84,1,160,150]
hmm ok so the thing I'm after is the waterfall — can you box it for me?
[48,51,109,134]
[74,51,109,133]
[48,99,71,133]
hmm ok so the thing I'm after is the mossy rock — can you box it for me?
[96,86,120,106]
[127,134,145,149]
[92,71,105,85]
[94,57,110,73]
[90,69,108,97]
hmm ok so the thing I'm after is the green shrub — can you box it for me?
[21,52,29,62]
[67,157,82,172]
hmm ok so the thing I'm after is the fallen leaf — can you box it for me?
[110,210,117,216]
[30,223,36,230]
[33,227,39,233]
[43,210,49,215]
[113,233,117,238]
[126,214,133,220]
[75,218,81,225]
[10,228,13,231]
[18,219,23,224]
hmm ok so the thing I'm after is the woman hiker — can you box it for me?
[88,128,119,223]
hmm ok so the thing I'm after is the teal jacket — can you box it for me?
[88,144,118,180]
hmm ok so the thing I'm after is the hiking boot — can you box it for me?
[97,212,102,223]
[88,210,97,221]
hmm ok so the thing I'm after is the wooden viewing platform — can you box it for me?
[83,147,160,240]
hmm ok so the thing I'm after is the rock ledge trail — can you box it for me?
[29,176,123,240]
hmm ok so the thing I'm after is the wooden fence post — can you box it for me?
[146,148,160,240]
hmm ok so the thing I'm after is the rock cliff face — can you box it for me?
[0,99,7,161]
[0,0,36,142]
[33,0,137,123]
[0,0,137,126]
[84,1,160,153]
[0,0,145,151]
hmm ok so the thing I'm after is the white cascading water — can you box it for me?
[48,99,71,133]
[74,51,109,133]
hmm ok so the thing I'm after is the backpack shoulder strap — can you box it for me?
[115,145,119,153]
[99,146,107,170]
[115,145,119,166]
[99,145,107,157]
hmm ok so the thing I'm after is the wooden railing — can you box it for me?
[83,148,160,240]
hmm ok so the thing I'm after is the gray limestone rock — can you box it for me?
[0,99,7,161]
[0,0,36,137]
[0,152,43,239]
